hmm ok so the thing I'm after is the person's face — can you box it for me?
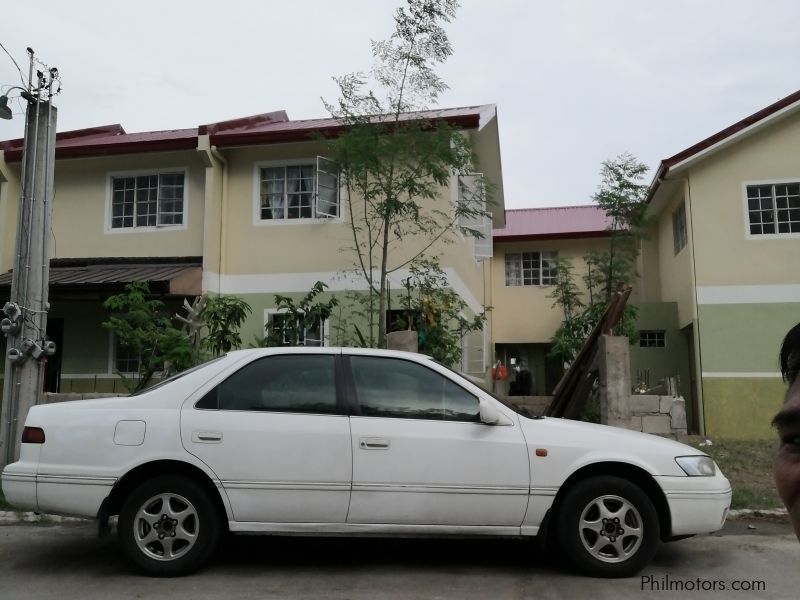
[773,377,800,541]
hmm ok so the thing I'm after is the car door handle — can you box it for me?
[192,431,223,443]
[359,437,390,450]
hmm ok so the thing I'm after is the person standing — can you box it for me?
[773,321,800,541]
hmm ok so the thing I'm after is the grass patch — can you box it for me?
[688,437,783,510]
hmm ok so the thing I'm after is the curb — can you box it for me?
[727,508,788,520]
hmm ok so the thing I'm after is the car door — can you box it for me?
[181,351,352,524]
[345,353,530,527]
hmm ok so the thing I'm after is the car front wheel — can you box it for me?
[118,475,221,576]
[556,475,660,578]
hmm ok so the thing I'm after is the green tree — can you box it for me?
[548,153,650,365]
[102,282,193,393]
[394,259,486,365]
[325,0,490,348]
[201,295,252,356]
[592,152,650,301]
[547,258,587,365]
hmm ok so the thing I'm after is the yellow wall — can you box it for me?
[216,142,353,276]
[214,138,488,311]
[53,151,206,258]
[655,184,697,327]
[686,111,800,287]
[491,237,611,344]
[470,116,505,227]
[0,152,21,274]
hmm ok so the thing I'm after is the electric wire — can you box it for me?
[0,40,27,87]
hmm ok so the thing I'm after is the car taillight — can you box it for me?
[21,427,45,444]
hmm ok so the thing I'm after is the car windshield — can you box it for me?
[131,357,225,396]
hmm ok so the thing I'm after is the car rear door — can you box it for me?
[345,353,530,527]
[181,350,352,524]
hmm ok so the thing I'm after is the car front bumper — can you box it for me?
[654,473,732,536]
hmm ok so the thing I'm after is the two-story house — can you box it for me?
[0,106,504,395]
[490,89,800,440]
[640,89,800,440]
[490,206,691,425]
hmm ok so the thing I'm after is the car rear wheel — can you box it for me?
[556,475,660,578]
[118,475,221,576]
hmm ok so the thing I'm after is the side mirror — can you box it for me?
[479,398,501,425]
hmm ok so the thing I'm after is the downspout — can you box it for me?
[210,146,227,294]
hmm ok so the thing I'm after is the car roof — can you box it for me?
[224,347,436,362]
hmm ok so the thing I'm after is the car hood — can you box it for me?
[518,415,707,478]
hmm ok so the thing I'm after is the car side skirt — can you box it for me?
[228,522,539,537]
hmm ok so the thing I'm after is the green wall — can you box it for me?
[698,303,797,373]
[52,300,111,374]
[696,302,798,439]
[630,302,690,396]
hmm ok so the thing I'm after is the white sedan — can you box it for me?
[2,347,731,577]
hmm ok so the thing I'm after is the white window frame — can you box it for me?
[252,157,343,226]
[105,167,189,234]
[456,173,492,261]
[742,178,800,240]
[672,201,687,254]
[504,251,558,286]
[108,332,140,375]
[264,308,330,347]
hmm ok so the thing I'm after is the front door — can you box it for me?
[181,352,352,523]
[345,354,530,527]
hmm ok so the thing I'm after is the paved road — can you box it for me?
[0,519,796,599]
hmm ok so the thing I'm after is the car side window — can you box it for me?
[197,355,337,414]
[349,356,479,421]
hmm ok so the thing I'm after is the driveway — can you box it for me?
[0,518,795,599]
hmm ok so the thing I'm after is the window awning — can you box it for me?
[0,257,202,297]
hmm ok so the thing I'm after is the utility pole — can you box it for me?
[0,49,59,467]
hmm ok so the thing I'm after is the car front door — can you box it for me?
[345,353,530,527]
[181,351,352,524]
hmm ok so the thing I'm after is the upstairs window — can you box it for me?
[258,157,339,221]
[672,202,687,254]
[746,182,800,236]
[505,251,558,286]
[111,172,185,229]
[457,173,492,260]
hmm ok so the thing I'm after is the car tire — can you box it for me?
[556,475,660,578]
[118,475,221,576]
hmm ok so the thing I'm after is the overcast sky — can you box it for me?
[2,0,799,209]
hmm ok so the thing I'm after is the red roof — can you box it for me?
[0,124,198,161]
[202,105,491,146]
[0,105,493,161]
[649,87,800,200]
[493,205,612,241]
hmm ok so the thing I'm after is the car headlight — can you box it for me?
[675,455,716,476]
